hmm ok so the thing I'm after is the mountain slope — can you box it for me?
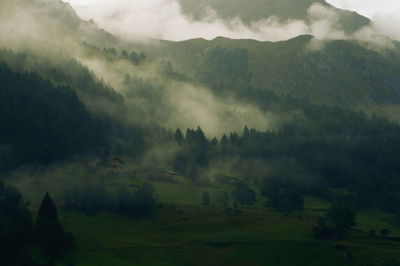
[156,36,400,105]
[0,63,103,168]
[178,0,370,33]
[0,0,120,47]
[0,0,128,116]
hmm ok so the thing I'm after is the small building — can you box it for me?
[107,157,124,169]
[165,170,180,177]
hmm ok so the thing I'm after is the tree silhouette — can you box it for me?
[0,181,33,265]
[232,182,257,207]
[37,193,74,260]
[327,203,356,229]
[37,193,58,222]
[202,192,210,206]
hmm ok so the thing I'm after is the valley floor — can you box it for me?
[56,205,400,266]
[9,164,400,265]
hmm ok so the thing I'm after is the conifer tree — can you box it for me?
[37,193,58,222]
[37,193,74,259]
[174,128,184,145]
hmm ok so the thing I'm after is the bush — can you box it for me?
[63,183,158,217]
[327,203,356,229]
[116,183,157,217]
[376,190,400,214]
[380,229,391,237]
[313,217,335,239]
[202,192,210,206]
[273,189,304,211]
[232,182,257,207]
[261,178,304,211]
[214,174,234,185]
[63,183,114,216]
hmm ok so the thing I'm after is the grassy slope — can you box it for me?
[7,163,400,265]
[57,199,400,265]
[59,207,342,266]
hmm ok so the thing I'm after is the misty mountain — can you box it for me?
[0,49,125,115]
[0,0,120,46]
[0,0,130,117]
[178,0,370,33]
[156,36,400,106]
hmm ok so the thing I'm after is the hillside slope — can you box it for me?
[155,36,400,105]
[177,0,370,32]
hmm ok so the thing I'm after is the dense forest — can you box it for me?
[0,63,103,168]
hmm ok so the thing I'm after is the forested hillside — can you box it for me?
[0,49,125,115]
[0,63,103,169]
[156,35,400,105]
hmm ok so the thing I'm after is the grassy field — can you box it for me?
[6,164,400,265]
[57,207,342,266]
[55,204,400,265]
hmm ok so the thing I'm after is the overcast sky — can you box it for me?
[63,0,400,41]
[326,0,400,18]
[65,0,400,19]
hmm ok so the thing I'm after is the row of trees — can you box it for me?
[313,202,356,239]
[82,42,147,65]
[200,180,303,212]
[168,103,400,216]
[63,183,157,217]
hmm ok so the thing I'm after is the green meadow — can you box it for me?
[11,164,400,266]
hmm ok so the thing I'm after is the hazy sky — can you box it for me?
[63,0,400,41]
[326,0,400,18]
[65,0,400,19]
[327,0,400,40]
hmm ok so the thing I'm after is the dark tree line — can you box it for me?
[313,202,357,239]
[0,48,124,114]
[63,183,157,217]
[172,127,209,183]
[168,104,400,216]
[81,42,146,65]
[0,63,105,169]
[0,60,144,171]
[0,180,73,265]
[0,180,33,265]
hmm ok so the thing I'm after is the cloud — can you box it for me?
[61,0,330,42]
[327,0,400,41]
[64,0,307,41]
[163,82,279,136]
[64,0,399,47]
[370,15,400,42]
[326,0,400,19]
[1,0,397,137]
[0,1,83,57]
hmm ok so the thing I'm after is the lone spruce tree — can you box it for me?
[37,193,74,259]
